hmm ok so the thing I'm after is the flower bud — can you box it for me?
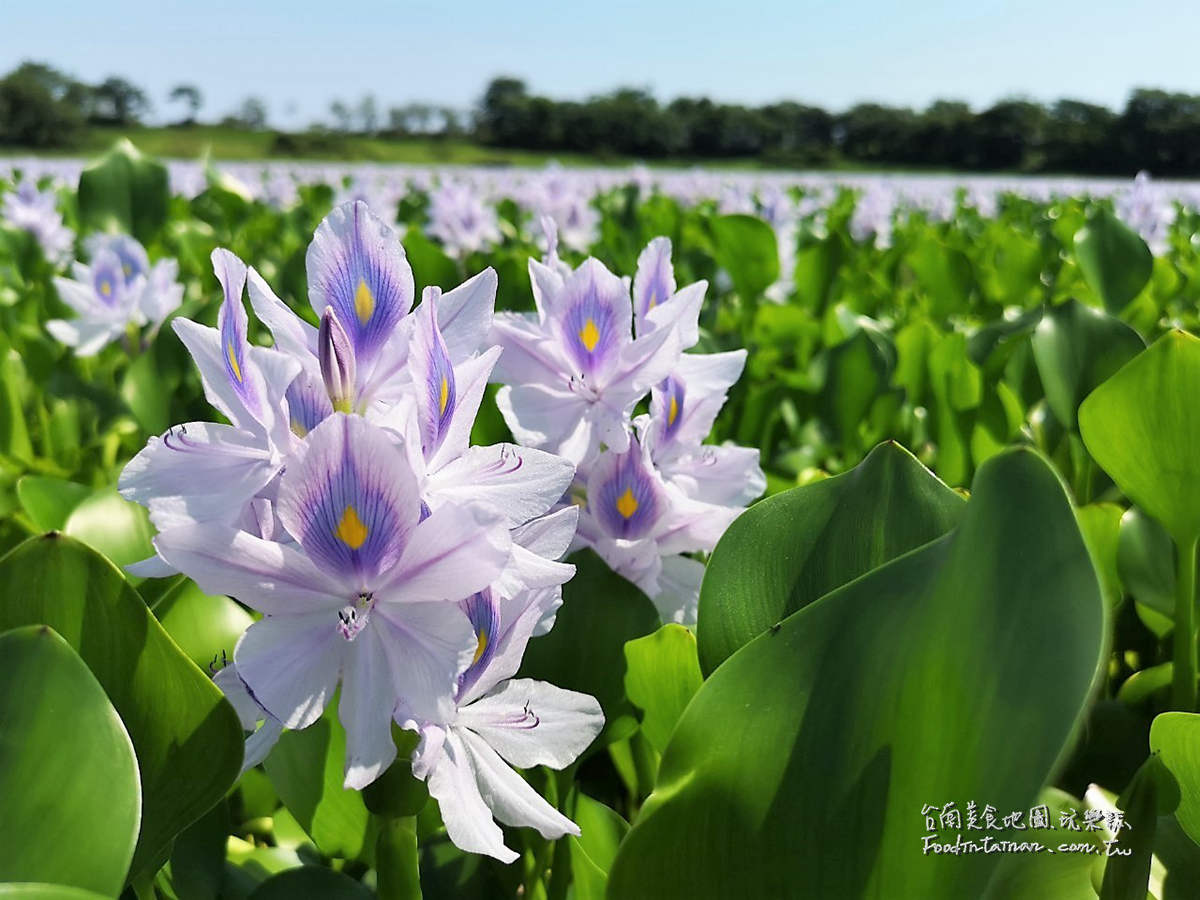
[319,307,356,413]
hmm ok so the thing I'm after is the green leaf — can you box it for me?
[570,793,629,900]
[169,799,231,900]
[247,866,371,900]
[121,349,172,435]
[907,236,972,319]
[1076,503,1125,609]
[16,475,92,532]
[77,138,169,243]
[697,441,965,674]
[0,626,141,896]
[1118,507,1178,636]
[154,579,254,670]
[362,729,429,819]
[0,345,31,462]
[263,704,372,860]
[63,486,156,572]
[608,448,1106,899]
[1074,206,1154,313]
[0,535,244,877]
[815,330,893,447]
[403,226,460,294]
[1099,755,1178,900]
[519,550,660,743]
[623,625,703,753]
[1080,331,1200,544]
[711,214,778,300]
[1150,712,1200,846]
[1031,299,1146,431]
[0,887,112,900]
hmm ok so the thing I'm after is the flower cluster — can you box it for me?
[489,223,765,625]
[2,176,74,266]
[48,234,184,356]
[119,202,604,863]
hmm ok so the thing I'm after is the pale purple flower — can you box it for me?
[490,242,686,466]
[428,181,502,257]
[2,177,73,266]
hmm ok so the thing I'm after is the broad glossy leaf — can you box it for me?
[169,799,231,900]
[77,138,169,243]
[0,887,111,900]
[697,441,964,674]
[63,486,156,572]
[1031,299,1145,430]
[121,349,172,435]
[1149,712,1200,847]
[1118,508,1178,636]
[608,448,1105,899]
[907,236,972,319]
[570,793,629,900]
[155,579,254,670]
[16,475,92,532]
[1076,503,1124,609]
[0,626,140,896]
[1074,207,1153,313]
[623,625,703,753]
[263,705,372,860]
[1099,755,1178,900]
[1079,331,1200,543]
[519,550,660,741]
[711,214,778,299]
[0,535,244,876]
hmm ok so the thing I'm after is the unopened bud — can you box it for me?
[319,308,356,413]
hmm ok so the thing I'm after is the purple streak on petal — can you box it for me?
[213,249,260,418]
[633,237,676,325]
[588,442,663,540]
[91,251,124,308]
[285,371,334,438]
[278,414,419,585]
[655,374,686,444]
[306,200,413,363]
[457,589,500,699]
[412,288,456,457]
[558,262,623,378]
[318,308,357,411]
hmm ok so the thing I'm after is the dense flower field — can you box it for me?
[3,140,1200,899]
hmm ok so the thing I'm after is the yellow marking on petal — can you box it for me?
[354,279,374,324]
[668,394,679,426]
[647,291,657,310]
[335,505,369,549]
[227,340,243,383]
[122,264,132,277]
[99,280,112,298]
[438,375,450,415]
[578,318,600,352]
[290,419,308,438]
[616,488,639,519]
[472,629,489,665]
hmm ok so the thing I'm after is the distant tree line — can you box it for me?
[476,78,1200,175]
[3,60,1199,175]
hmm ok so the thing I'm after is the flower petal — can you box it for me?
[425,729,517,863]
[375,601,475,722]
[459,726,581,838]
[153,524,344,615]
[340,624,399,789]
[459,679,604,771]
[381,501,511,603]
[632,237,676,325]
[427,444,574,528]
[234,612,346,729]
[438,267,497,364]
[277,413,421,584]
[306,201,414,362]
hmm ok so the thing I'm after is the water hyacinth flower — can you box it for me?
[574,434,741,625]
[121,198,603,857]
[156,413,514,788]
[428,180,502,257]
[410,584,603,862]
[489,237,689,465]
[47,233,183,356]
[1,176,73,266]
[490,229,764,624]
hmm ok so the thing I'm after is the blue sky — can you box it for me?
[4,0,1198,128]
